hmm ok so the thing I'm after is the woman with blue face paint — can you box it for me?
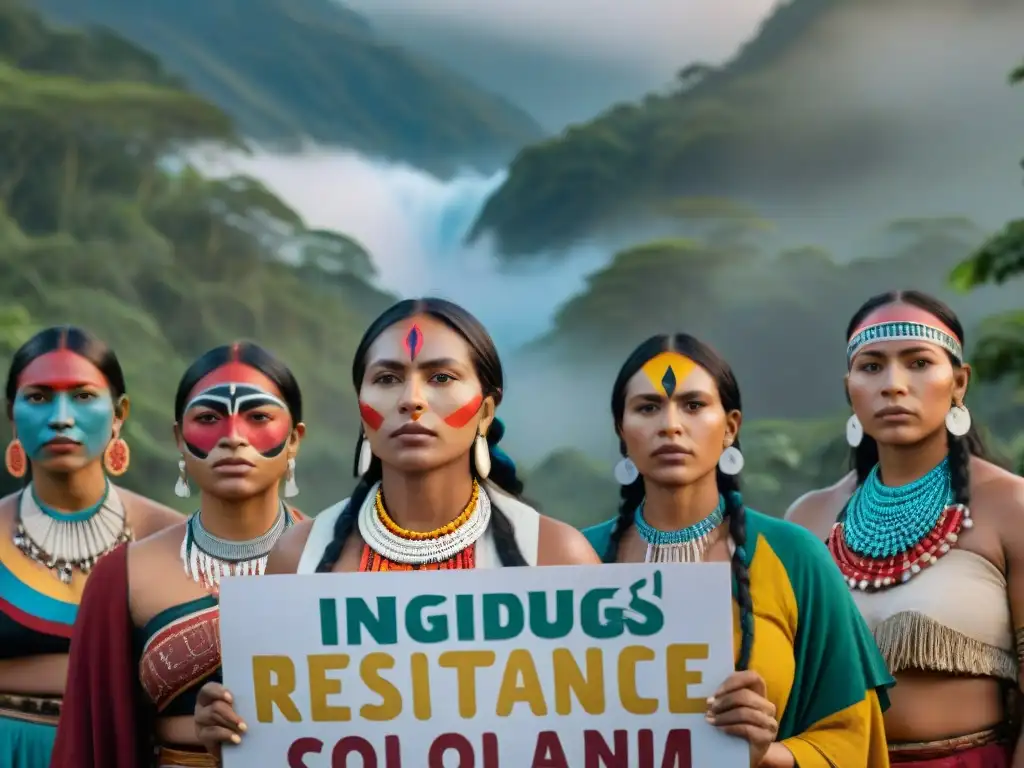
[0,325,181,767]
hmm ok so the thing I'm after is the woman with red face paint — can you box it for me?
[192,297,600,760]
[50,342,306,768]
[0,325,180,767]
[787,290,1024,767]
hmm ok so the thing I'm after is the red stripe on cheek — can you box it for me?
[243,417,292,455]
[444,394,483,429]
[359,402,385,431]
[181,421,225,456]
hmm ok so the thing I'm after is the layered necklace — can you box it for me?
[180,502,293,589]
[634,495,726,563]
[828,458,971,591]
[357,480,489,571]
[13,481,131,584]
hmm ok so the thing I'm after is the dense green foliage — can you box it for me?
[0,4,394,512]
[950,67,1024,391]
[26,0,544,175]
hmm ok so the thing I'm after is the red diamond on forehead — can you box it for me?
[404,324,424,361]
[849,303,959,342]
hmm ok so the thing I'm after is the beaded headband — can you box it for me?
[846,304,963,367]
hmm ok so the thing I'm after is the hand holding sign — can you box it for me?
[705,670,779,768]
[194,682,246,759]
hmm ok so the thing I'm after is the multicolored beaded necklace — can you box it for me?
[634,495,725,563]
[828,458,971,591]
[357,480,487,571]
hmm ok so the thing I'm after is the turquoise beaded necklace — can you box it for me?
[843,458,952,559]
[634,495,725,562]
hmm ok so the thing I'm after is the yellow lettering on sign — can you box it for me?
[552,647,605,715]
[360,652,402,721]
[495,649,548,716]
[439,650,497,718]
[252,655,301,723]
[666,643,710,714]
[618,645,658,715]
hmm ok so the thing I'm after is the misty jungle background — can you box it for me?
[1,0,1022,527]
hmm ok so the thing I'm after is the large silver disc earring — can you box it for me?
[945,404,971,437]
[613,457,639,485]
[474,431,491,480]
[845,414,864,447]
[174,458,191,498]
[718,446,744,475]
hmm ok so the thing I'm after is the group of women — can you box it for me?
[0,291,1020,768]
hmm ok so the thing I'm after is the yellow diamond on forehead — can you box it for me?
[641,352,696,397]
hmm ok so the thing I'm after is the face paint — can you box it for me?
[182,383,291,459]
[12,351,115,461]
[443,393,483,428]
[359,401,385,431]
[404,324,424,361]
[641,352,697,398]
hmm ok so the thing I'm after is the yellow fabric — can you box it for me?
[733,534,890,767]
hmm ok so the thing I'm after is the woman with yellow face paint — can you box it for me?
[0,326,180,767]
[583,333,894,768]
[192,297,600,760]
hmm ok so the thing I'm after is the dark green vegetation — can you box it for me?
[1,0,1021,531]
[26,0,544,175]
[0,3,395,512]
[469,0,1024,255]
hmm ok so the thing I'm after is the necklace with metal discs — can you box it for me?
[13,482,132,584]
[827,458,972,591]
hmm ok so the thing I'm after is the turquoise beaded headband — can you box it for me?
[846,321,963,367]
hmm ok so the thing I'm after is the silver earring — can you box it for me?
[718,446,744,476]
[613,457,639,485]
[945,404,971,437]
[474,431,491,480]
[284,457,299,498]
[174,458,190,498]
[845,414,863,447]
[356,437,373,477]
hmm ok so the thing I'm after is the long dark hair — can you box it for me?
[315,298,528,572]
[6,326,127,482]
[173,342,303,422]
[846,290,987,508]
[606,333,754,672]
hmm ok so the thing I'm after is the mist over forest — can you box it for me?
[3,0,1022,524]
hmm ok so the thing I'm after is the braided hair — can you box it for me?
[605,333,754,671]
[846,291,989,507]
[316,298,528,573]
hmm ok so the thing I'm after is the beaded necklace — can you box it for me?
[827,458,971,591]
[14,481,131,584]
[633,495,725,563]
[358,480,487,571]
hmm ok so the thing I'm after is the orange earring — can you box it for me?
[103,437,130,476]
[5,439,26,478]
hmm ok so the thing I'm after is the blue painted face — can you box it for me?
[11,350,116,463]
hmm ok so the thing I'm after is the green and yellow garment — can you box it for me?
[584,509,894,767]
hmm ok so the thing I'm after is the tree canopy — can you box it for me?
[0,3,392,510]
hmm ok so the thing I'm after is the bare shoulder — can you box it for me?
[537,515,601,566]
[118,486,183,539]
[784,471,856,538]
[0,492,16,522]
[266,518,315,574]
[971,457,1024,523]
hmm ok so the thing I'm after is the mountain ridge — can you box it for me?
[26,0,546,175]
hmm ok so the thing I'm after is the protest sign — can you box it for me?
[220,562,746,767]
